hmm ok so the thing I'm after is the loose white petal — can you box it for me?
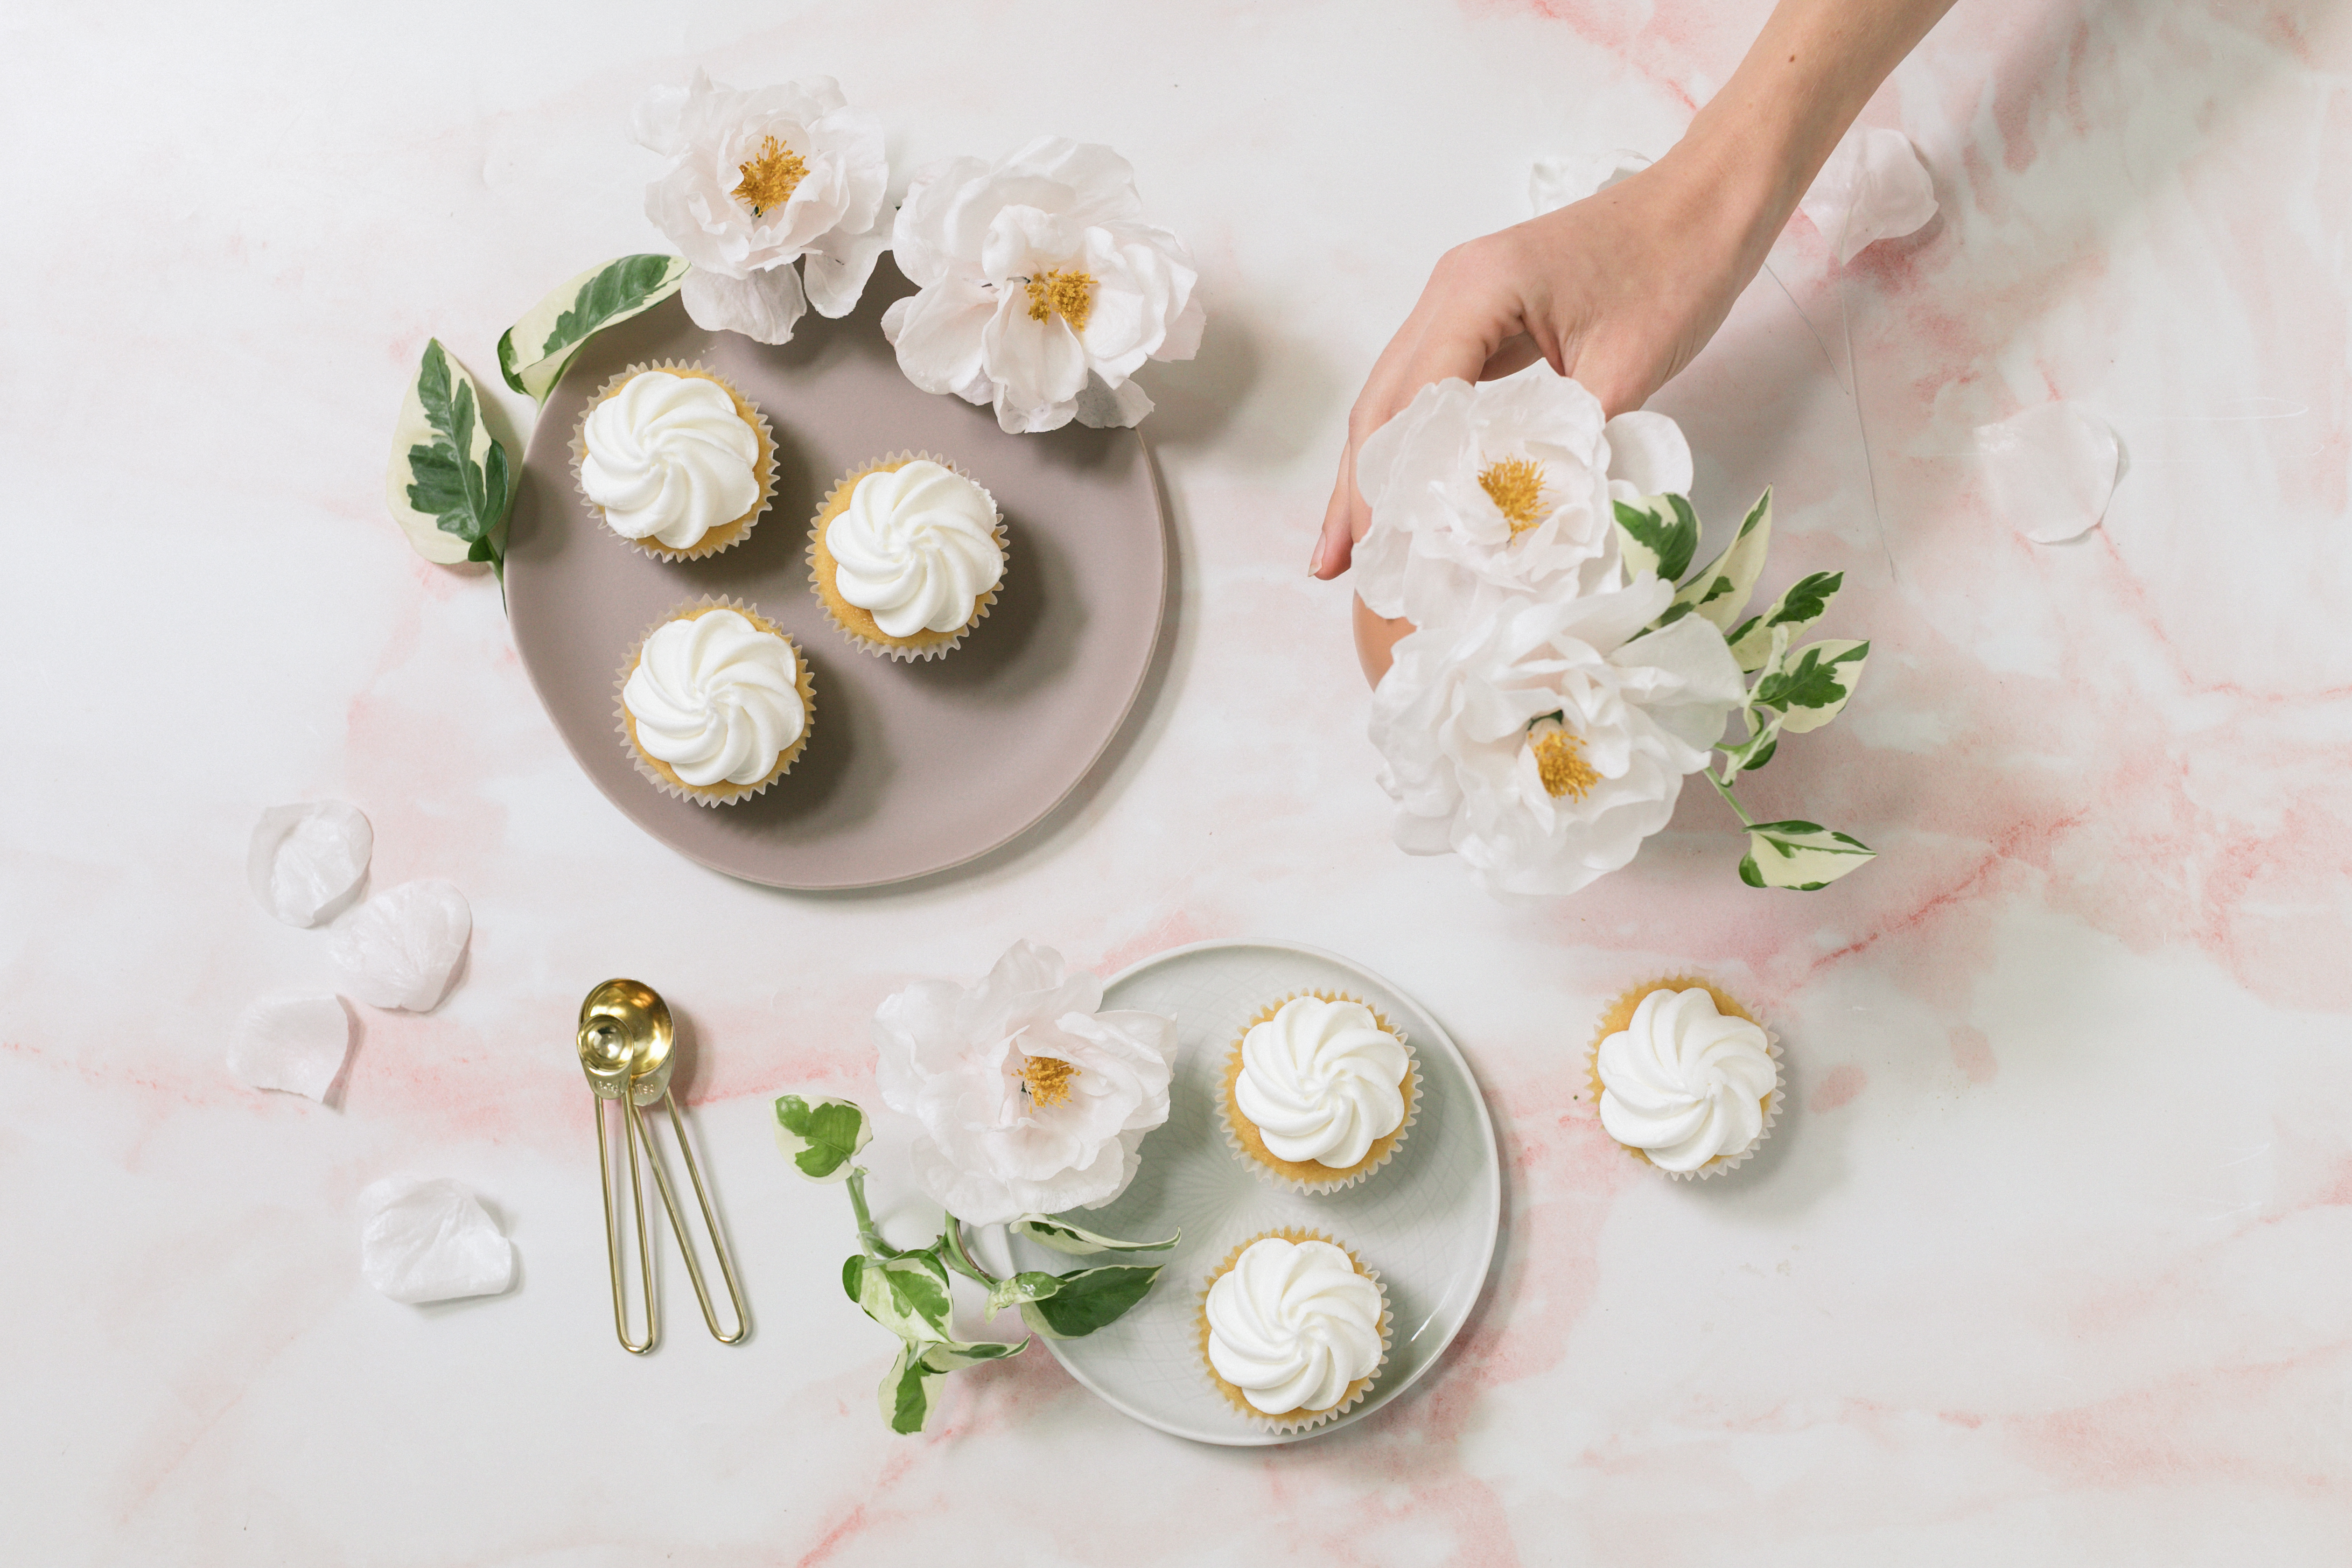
[226,994,351,1101]
[681,264,807,345]
[330,880,471,1012]
[247,801,371,927]
[359,1176,514,1304]
[1800,127,1937,264]
[1974,401,2122,544]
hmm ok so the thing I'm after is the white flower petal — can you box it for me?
[1072,373,1154,429]
[1800,126,1938,265]
[682,263,807,345]
[884,274,997,399]
[1603,411,1694,497]
[803,226,887,317]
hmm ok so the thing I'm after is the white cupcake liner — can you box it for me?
[1220,990,1418,1196]
[571,360,778,563]
[1197,1229,1393,1435]
[613,595,815,808]
[805,450,1008,662]
[1587,975,1783,1181]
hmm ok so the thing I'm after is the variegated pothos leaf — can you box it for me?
[879,1336,1029,1435]
[1753,639,1869,734]
[854,1251,954,1344]
[773,1094,869,1183]
[1008,1216,1181,1256]
[1670,487,1773,631]
[1739,819,1877,890]
[497,254,689,405]
[1727,570,1843,672]
[385,338,512,570]
[1612,494,1700,583]
[1017,1264,1162,1340]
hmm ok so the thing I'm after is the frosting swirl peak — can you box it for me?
[1204,1237,1384,1415]
[623,609,805,788]
[1596,987,1776,1172]
[1234,996,1409,1169]
[581,371,762,550]
[826,461,1004,638]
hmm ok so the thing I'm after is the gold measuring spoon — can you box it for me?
[576,979,749,1352]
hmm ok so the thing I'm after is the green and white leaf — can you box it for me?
[773,1093,870,1183]
[878,1336,1028,1435]
[852,1251,955,1344]
[386,338,512,569]
[1727,570,1843,672]
[1612,494,1700,584]
[1671,487,1773,632]
[497,254,689,406]
[1716,712,1783,782]
[983,1270,1069,1316]
[1017,1264,1162,1340]
[1752,639,1869,734]
[1008,1216,1181,1256]
[1738,819,1877,891]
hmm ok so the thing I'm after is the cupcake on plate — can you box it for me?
[1200,1229,1390,1434]
[807,454,1007,661]
[1587,977,1781,1179]
[615,598,814,806]
[1222,992,1417,1193]
[573,362,776,560]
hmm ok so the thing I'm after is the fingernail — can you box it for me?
[1307,543,1323,576]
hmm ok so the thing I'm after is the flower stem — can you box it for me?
[844,1168,900,1260]
[936,1213,999,1287]
[1707,768,1756,827]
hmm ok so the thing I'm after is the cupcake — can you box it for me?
[807,454,1007,660]
[615,598,814,806]
[1587,977,1782,1179]
[1199,1230,1390,1434]
[1222,992,1417,1193]
[572,362,776,560]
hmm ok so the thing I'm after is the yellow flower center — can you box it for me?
[732,135,807,216]
[1478,456,1547,535]
[1532,727,1600,800]
[1017,1054,1079,1108]
[1025,269,1097,332]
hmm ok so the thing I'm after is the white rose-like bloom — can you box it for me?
[632,71,889,345]
[1352,373,1695,627]
[1369,575,1746,897]
[881,138,1205,434]
[874,941,1179,1226]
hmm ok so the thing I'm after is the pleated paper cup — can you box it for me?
[805,451,1008,662]
[613,596,814,807]
[1197,1229,1392,1436]
[1221,990,1418,1195]
[1585,974,1783,1181]
[571,361,777,563]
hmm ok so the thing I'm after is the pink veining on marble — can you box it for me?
[7,0,2352,1561]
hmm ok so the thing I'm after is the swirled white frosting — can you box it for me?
[826,461,1004,638]
[1596,987,1776,1172]
[1205,1238,1384,1415]
[1234,997,1408,1169]
[623,610,805,788]
[580,371,762,549]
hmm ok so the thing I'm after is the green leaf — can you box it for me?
[1717,715,1783,781]
[983,1271,1066,1316]
[1611,494,1699,583]
[1739,819,1877,891]
[854,1251,954,1344]
[1671,487,1773,631]
[1008,1216,1181,1256]
[876,1336,1029,1435]
[1728,571,1843,672]
[841,1255,865,1303]
[919,1337,1027,1372]
[497,254,689,405]
[773,1094,871,1183]
[385,338,514,573]
[1753,639,1869,733]
[1017,1265,1162,1340]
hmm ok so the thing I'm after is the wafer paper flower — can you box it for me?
[1353,373,1694,627]
[874,941,1179,1226]
[882,138,1205,434]
[632,72,889,345]
[1369,575,1745,896]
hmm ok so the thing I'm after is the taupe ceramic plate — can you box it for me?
[505,276,1168,890]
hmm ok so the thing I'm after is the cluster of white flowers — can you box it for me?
[1356,375,1747,897]
[636,77,1201,427]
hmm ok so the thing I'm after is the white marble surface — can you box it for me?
[9,0,2352,1560]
